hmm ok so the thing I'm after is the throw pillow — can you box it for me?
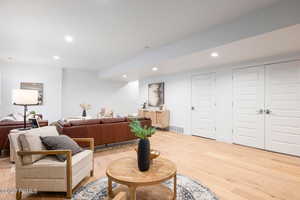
[0,116,15,122]
[13,113,24,121]
[18,134,47,165]
[41,135,83,161]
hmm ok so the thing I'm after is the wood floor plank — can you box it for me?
[0,131,300,200]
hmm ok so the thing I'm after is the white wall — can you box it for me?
[139,56,300,143]
[62,69,139,118]
[0,64,62,122]
[0,66,140,122]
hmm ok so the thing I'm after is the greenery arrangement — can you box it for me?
[29,110,36,115]
[129,120,156,139]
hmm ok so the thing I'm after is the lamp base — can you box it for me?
[18,127,31,131]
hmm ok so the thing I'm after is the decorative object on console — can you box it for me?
[97,107,113,118]
[148,82,164,107]
[159,104,165,110]
[142,101,147,109]
[129,119,156,171]
[12,89,39,130]
[20,82,44,105]
[80,103,91,117]
[29,118,40,128]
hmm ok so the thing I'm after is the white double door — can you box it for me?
[191,73,216,139]
[233,61,300,156]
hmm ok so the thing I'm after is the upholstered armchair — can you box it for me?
[9,126,94,199]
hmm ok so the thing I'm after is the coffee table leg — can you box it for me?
[129,186,137,200]
[173,174,177,200]
[108,177,113,199]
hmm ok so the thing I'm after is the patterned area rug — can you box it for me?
[72,174,218,200]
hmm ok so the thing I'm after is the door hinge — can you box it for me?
[232,101,234,107]
[232,129,234,133]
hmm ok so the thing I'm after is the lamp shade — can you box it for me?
[12,89,38,105]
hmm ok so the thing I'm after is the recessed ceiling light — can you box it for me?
[53,56,60,60]
[64,35,74,43]
[122,74,127,78]
[211,52,219,58]
[152,67,158,71]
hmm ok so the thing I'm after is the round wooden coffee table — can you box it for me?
[106,157,177,200]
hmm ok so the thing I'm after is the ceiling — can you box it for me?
[0,0,280,69]
[115,24,300,81]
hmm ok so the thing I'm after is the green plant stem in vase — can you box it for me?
[129,120,156,171]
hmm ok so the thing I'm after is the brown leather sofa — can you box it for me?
[0,120,49,155]
[56,117,152,147]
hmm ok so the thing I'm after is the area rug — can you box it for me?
[72,174,218,200]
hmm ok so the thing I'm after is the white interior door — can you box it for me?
[265,61,300,156]
[191,73,216,139]
[233,67,265,149]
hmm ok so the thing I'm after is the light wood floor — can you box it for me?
[1,131,300,200]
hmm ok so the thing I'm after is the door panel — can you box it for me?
[265,61,300,156]
[191,73,216,139]
[233,67,265,149]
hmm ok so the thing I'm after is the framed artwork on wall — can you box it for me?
[148,82,164,107]
[20,82,44,105]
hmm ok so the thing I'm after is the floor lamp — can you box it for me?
[12,89,39,130]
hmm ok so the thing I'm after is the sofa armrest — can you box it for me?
[72,138,94,152]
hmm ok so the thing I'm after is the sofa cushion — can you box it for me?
[70,119,101,126]
[41,135,83,161]
[18,134,47,165]
[101,118,126,124]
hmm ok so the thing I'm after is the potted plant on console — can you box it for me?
[129,120,156,171]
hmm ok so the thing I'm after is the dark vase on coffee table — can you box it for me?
[137,138,150,171]
[129,119,156,172]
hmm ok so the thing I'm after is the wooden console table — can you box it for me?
[138,109,170,129]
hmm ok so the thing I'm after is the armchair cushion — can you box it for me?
[18,134,47,165]
[18,150,93,179]
[41,135,83,161]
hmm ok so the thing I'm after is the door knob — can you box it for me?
[191,106,195,110]
[265,109,272,114]
[257,109,264,114]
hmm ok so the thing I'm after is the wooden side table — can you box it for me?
[106,157,177,200]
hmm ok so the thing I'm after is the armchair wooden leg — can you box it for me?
[16,190,22,200]
[90,170,94,177]
[66,191,72,199]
